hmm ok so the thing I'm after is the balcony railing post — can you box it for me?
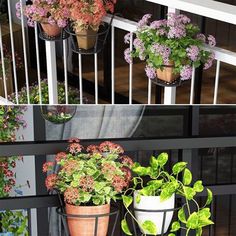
[163,7,180,105]
[45,41,58,104]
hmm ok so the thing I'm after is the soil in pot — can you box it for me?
[65,203,110,236]
[134,191,175,235]
[40,23,62,37]
[156,65,180,83]
[76,29,97,50]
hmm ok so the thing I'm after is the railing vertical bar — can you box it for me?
[94,53,98,104]
[0,25,8,99]
[148,79,152,104]
[111,25,115,104]
[129,32,133,104]
[63,39,68,104]
[34,25,42,104]
[7,0,19,104]
[213,60,221,105]
[190,66,196,105]
[78,54,83,104]
[45,41,58,104]
[20,0,30,104]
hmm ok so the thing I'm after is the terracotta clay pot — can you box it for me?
[156,64,180,83]
[65,203,110,236]
[40,23,61,37]
[76,29,97,50]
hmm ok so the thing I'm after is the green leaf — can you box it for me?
[168,234,176,236]
[186,212,199,229]
[196,228,202,236]
[198,218,214,228]
[150,156,159,169]
[172,162,187,175]
[141,220,157,234]
[135,193,141,204]
[122,195,133,208]
[160,183,175,202]
[170,221,180,232]
[157,152,168,167]
[121,219,132,235]
[183,186,196,200]
[183,168,192,185]
[178,207,187,223]
[205,188,213,206]
[198,208,211,219]
[132,166,151,176]
[147,180,163,189]
[139,185,155,196]
[193,181,204,193]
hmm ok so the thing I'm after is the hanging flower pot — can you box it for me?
[40,23,62,37]
[65,203,110,236]
[134,191,175,235]
[156,64,180,83]
[76,29,98,50]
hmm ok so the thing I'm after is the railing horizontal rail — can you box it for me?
[0,195,60,210]
[146,0,236,25]
[0,136,236,156]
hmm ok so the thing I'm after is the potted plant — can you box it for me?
[16,0,69,37]
[60,0,116,49]
[43,139,133,236]
[8,78,88,104]
[121,153,214,235]
[124,13,216,83]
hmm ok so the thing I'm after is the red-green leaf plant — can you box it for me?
[121,153,213,236]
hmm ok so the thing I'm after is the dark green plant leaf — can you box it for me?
[121,219,132,235]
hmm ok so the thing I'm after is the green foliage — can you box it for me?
[121,153,214,236]
[9,79,85,104]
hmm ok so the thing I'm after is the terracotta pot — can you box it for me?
[76,29,97,50]
[156,64,180,83]
[40,23,61,37]
[65,203,110,236]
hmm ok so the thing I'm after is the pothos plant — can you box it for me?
[121,153,214,236]
[0,106,29,235]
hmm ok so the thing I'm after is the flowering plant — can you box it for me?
[16,0,69,28]
[121,153,213,235]
[0,44,23,80]
[59,0,116,33]
[124,13,216,81]
[43,139,133,206]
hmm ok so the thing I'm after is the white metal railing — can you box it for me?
[0,0,236,105]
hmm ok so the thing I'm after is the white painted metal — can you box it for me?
[7,0,19,104]
[0,96,14,104]
[0,26,8,99]
[111,25,115,104]
[148,79,152,104]
[94,53,98,104]
[146,0,236,25]
[63,40,68,104]
[20,0,30,104]
[190,66,196,105]
[45,41,58,104]
[78,54,83,104]
[129,32,133,104]
[213,60,221,105]
[34,25,42,104]
[164,87,176,105]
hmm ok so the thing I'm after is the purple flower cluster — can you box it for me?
[204,52,215,70]
[186,45,200,62]
[145,66,156,79]
[207,35,216,47]
[137,14,152,29]
[133,38,145,60]
[196,33,206,43]
[150,19,167,30]
[151,43,171,64]
[124,48,132,64]
[124,32,131,44]
[180,65,193,80]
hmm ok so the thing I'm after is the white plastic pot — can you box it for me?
[133,191,175,235]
